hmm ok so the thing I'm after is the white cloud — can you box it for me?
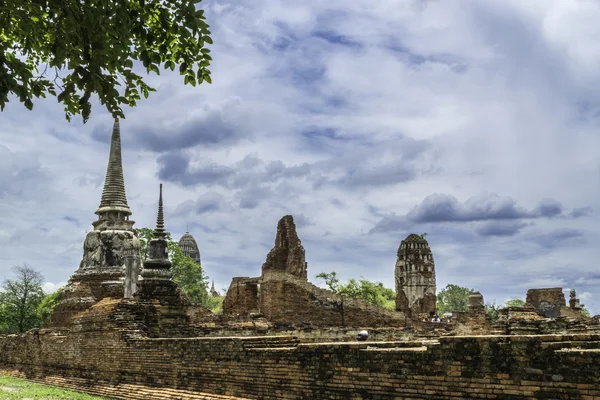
[42,282,67,294]
[580,291,592,300]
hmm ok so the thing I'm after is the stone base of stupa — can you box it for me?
[49,230,141,328]
[133,273,191,337]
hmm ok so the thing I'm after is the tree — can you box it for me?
[170,244,209,305]
[315,272,340,293]
[135,227,170,262]
[436,284,473,314]
[204,295,224,314]
[0,265,45,333]
[485,301,501,323]
[504,298,526,308]
[134,227,210,306]
[0,0,212,122]
[316,272,396,310]
[38,288,63,327]
[581,308,591,318]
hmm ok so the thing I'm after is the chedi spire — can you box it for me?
[141,184,172,278]
[93,118,134,231]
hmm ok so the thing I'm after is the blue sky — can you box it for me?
[0,0,599,313]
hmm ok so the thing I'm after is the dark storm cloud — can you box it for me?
[158,153,313,189]
[91,100,250,152]
[406,193,529,223]
[530,198,564,218]
[370,193,570,234]
[157,152,235,187]
[570,207,593,218]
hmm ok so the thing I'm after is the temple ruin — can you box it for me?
[2,118,600,399]
[394,233,437,318]
[221,215,405,327]
[50,119,142,327]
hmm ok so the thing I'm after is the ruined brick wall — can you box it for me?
[222,277,260,318]
[259,272,406,327]
[261,215,307,280]
[2,326,600,400]
[526,288,566,318]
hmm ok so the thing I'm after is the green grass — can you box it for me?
[0,376,109,399]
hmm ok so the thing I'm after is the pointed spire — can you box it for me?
[94,118,133,230]
[154,183,165,238]
[142,184,171,272]
[211,280,215,291]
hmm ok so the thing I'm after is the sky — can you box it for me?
[0,0,599,314]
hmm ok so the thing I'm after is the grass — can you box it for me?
[0,376,109,399]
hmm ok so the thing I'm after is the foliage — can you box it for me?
[485,300,501,323]
[38,288,63,326]
[204,295,224,314]
[504,298,526,307]
[436,284,473,314]
[420,233,428,239]
[316,272,396,310]
[0,376,108,399]
[134,228,210,306]
[170,244,209,305]
[581,308,591,318]
[0,265,45,333]
[0,0,212,122]
[315,271,340,292]
[135,227,157,262]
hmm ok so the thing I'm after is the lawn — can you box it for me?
[0,376,109,399]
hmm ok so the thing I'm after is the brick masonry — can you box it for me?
[2,310,600,400]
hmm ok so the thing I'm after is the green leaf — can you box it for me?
[179,62,188,74]
[1,0,214,122]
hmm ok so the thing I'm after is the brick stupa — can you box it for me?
[50,119,142,327]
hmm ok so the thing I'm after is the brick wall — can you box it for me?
[2,321,600,399]
[259,272,406,327]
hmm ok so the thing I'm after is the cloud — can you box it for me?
[526,228,585,249]
[570,207,593,218]
[43,282,67,294]
[473,220,531,237]
[370,193,570,235]
[157,154,235,187]
[517,277,568,289]
[579,291,592,300]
